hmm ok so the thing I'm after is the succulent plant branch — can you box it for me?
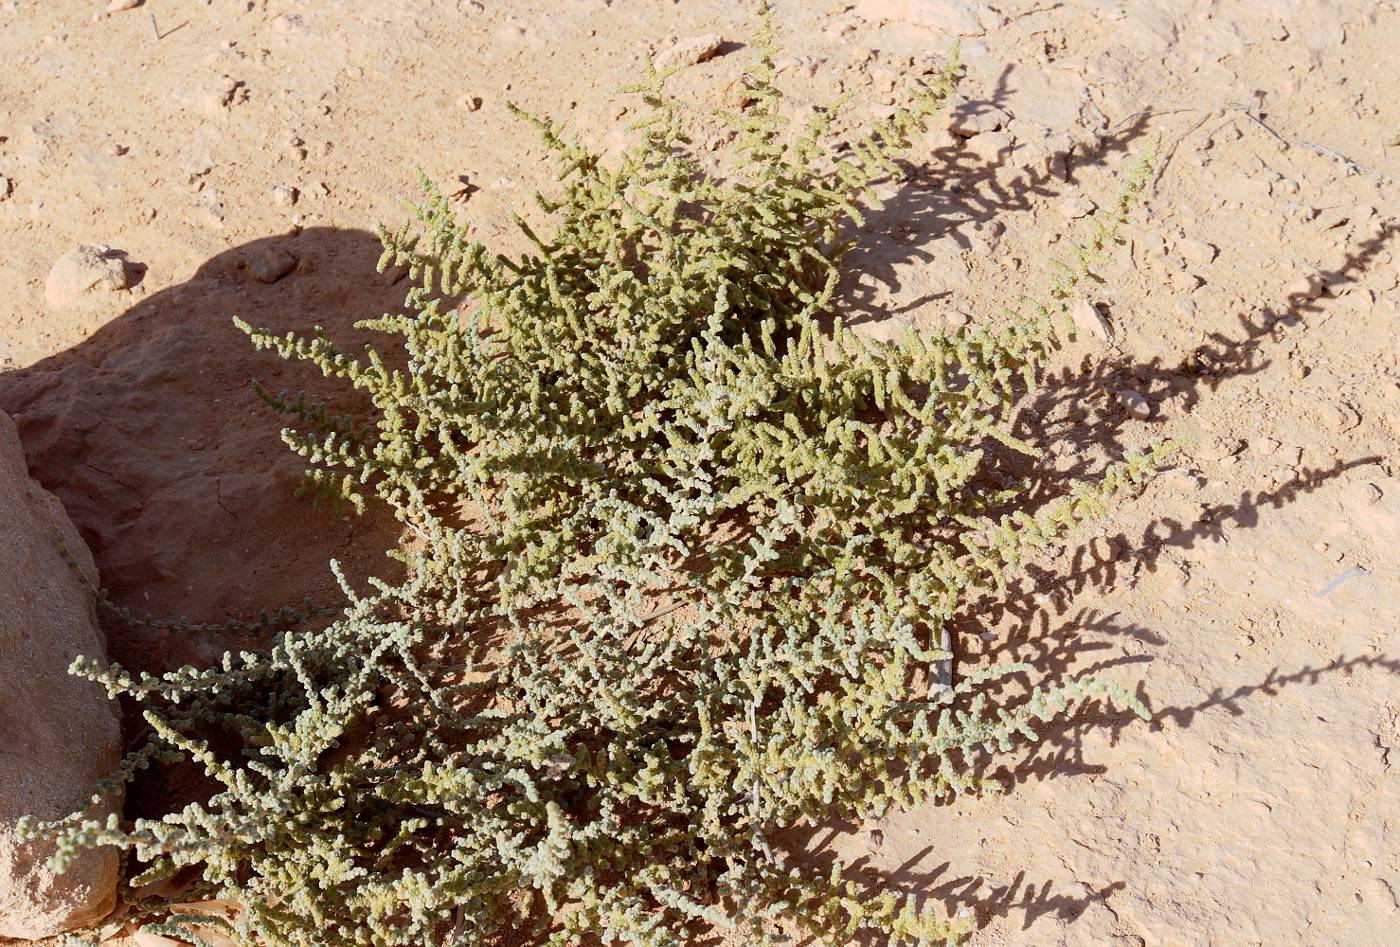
[24,7,1165,946]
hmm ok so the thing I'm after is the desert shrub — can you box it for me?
[27,10,1165,947]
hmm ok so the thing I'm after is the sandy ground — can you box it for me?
[1,1,1398,945]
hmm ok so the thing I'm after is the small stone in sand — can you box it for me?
[949,103,1011,137]
[1070,298,1113,343]
[45,244,136,308]
[1341,481,1383,511]
[654,34,724,71]
[272,13,305,33]
[271,184,298,207]
[247,247,297,284]
[106,0,140,11]
[1115,388,1151,420]
[1196,436,1242,462]
[1321,402,1361,432]
[457,94,483,111]
[198,76,240,115]
[1287,271,1324,300]
[1177,239,1217,266]
[1058,195,1097,219]
[965,130,1013,165]
[0,175,11,201]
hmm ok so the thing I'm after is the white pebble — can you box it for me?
[1115,388,1151,420]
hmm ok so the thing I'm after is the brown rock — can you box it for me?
[379,262,409,287]
[0,410,121,938]
[246,247,297,283]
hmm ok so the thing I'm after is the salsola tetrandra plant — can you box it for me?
[25,9,1167,946]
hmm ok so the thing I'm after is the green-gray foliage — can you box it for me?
[26,12,1165,947]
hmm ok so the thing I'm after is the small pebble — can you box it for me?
[0,175,11,201]
[1177,239,1217,266]
[106,0,140,11]
[1089,534,1116,561]
[1058,195,1096,219]
[1312,542,1344,562]
[1070,298,1113,343]
[1137,232,1166,256]
[45,244,137,308]
[949,103,1011,137]
[965,131,1014,165]
[1341,481,1383,510]
[198,76,239,115]
[1322,402,1361,432]
[1162,468,1206,492]
[1197,436,1242,462]
[271,184,298,207]
[195,187,225,225]
[1286,272,1324,300]
[1115,388,1151,420]
[1363,877,1400,913]
[457,94,484,111]
[1313,207,1350,230]
[247,247,297,284]
[654,34,725,71]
